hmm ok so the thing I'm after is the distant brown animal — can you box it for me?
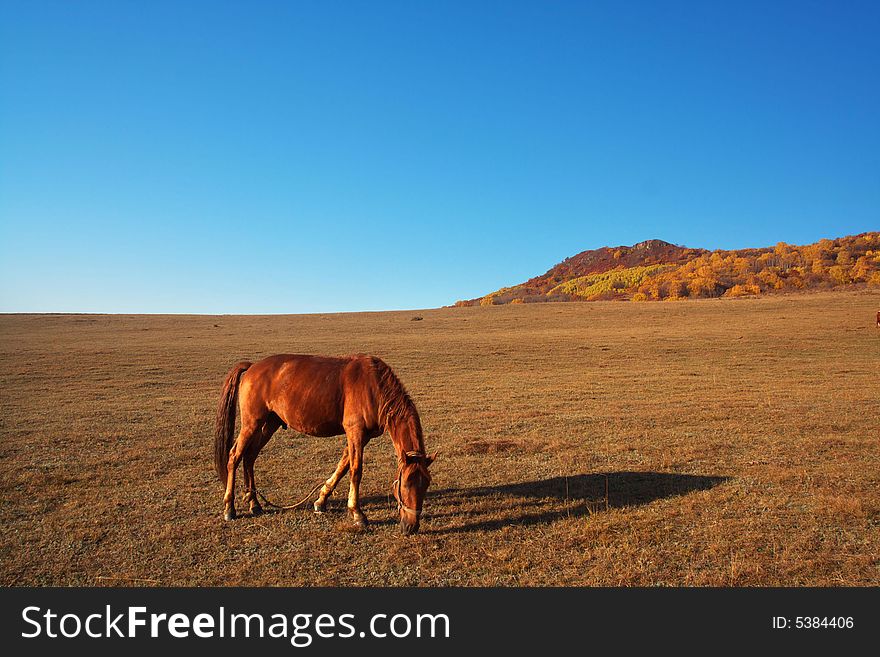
[214,354,436,535]
[876,310,879,327]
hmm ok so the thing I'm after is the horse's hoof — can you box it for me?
[250,505,263,517]
[347,509,368,528]
[224,509,236,521]
[313,501,326,514]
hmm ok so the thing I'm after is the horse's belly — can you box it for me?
[271,396,344,437]
[287,420,345,438]
[309,422,345,437]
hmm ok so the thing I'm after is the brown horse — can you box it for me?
[214,354,435,535]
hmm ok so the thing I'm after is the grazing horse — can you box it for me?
[214,354,436,535]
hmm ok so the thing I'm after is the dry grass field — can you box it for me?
[1,290,878,586]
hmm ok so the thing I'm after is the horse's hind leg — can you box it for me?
[223,419,260,521]
[241,439,262,515]
[242,415,281,516]
[314,446,350,513]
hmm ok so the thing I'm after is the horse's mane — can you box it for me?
[369,357,423,445]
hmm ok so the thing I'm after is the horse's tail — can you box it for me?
[214,361,252,483]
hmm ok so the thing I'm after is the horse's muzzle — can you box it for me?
[400,517,420,536]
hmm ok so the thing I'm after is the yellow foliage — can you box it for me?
[725,284,761,298]
[828,265,851,286]
[548,264,674,299]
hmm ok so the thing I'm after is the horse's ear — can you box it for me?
[425,451,439,467]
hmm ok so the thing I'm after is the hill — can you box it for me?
[457,232,880,305]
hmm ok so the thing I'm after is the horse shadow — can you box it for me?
[400,471,729,534]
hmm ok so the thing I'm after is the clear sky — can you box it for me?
[1,1,878,313]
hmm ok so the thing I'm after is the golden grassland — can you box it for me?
[0,290,878,586]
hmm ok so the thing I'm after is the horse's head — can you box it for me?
[393,451,437,535]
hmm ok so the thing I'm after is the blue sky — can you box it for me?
[1,1,878,313]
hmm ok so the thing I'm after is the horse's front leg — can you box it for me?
[314,447,350,513]
[345,426,368,527]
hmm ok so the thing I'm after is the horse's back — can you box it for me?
[239,354,381,436]
[244,353,377,385]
